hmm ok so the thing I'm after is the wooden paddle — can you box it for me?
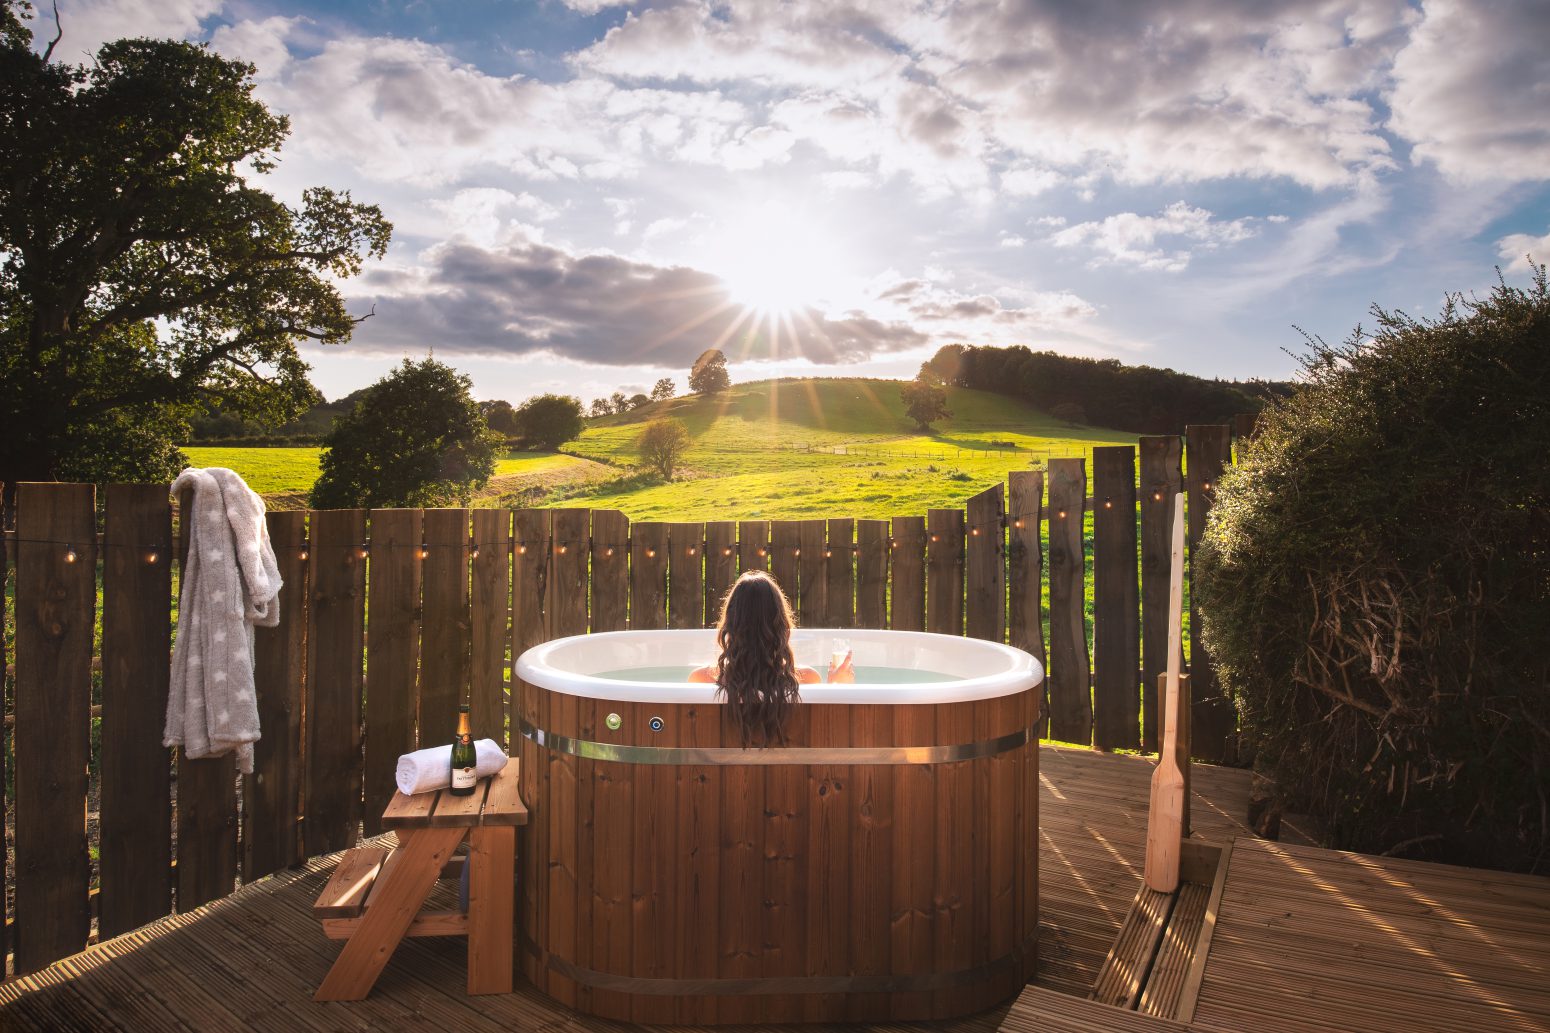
[1144,492,1188,893]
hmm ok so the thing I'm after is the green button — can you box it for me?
[605,712,622,731]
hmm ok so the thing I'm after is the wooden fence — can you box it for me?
[0,425,1244,976]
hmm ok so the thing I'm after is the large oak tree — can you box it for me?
[0,2,391,484]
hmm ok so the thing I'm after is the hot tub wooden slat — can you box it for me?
[520,679,1040,1024]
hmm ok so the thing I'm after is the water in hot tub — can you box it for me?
[592,665,960,683]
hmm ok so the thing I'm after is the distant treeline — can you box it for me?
[188,389,371,444]
[923,344,1294,434]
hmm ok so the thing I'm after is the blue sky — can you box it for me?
[44,0,1550,406]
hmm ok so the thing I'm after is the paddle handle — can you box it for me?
[1161,493,1186,759]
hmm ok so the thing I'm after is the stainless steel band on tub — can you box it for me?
[518,718,1034,765]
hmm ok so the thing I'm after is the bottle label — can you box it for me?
[452,765,477,790]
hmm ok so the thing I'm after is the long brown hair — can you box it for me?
[714,570,802,746]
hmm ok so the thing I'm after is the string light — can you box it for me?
[723,547,733,556]
[64,545,78,563]
[605,547,614,558]
[1103,498,1112,509]
[358,542,370,558]
[971,528,980,536]
[558,544,568,555]
[757,547,767,557]
[1014,520,1024,529]
[1057,509,1067,520]
[146,550,159,565]
[1153,492,1163,502]
[1202,481,1213,491]
[471,545,480,559]
[419,543,430,559]
[687,546,696,556]
[794,548,801,557]
[298,544,310,562]
[646,548,656,558]
[824,549,832,558]
[518,544,527,555]
[930,534,939,543]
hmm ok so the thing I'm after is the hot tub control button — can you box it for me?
[605,712,622,731]
[648,715,665,732]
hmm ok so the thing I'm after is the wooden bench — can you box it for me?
[313,761,527,1001]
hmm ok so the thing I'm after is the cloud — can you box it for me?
[346,235,931,366]
[999,234,1027,248]
[574,0,1416,191]
[43,0,220,59]
[207,15,301,80]
[1388,0,1550,182]
[1050,202,1259,271]
[1496,227,1550,273]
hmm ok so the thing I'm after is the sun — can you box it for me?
[704,202,850,314]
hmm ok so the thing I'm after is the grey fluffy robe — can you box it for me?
[163,468,281,774]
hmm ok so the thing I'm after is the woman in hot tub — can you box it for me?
[689,570,853,745]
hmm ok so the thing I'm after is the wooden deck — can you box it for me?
[8,744,1540,1033]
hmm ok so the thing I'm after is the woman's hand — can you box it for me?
[827,650,856,683]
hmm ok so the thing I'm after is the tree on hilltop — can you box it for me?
[689,349,731,395]
[651,377,676,401]
[312,358,496,508]
[0,4,391,484]
[515,393,583,450]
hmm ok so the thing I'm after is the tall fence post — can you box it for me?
[364,508,420,837]
[13,482,95,971]
[1046,459,1091,745]
[1007,471,1046,735]
[1092,447,1140,751]
[1140,437,1184,754]
[965,484,1005,643]
[247,509,307,873]
[1186,425,1235,763]
[99,484,173,938]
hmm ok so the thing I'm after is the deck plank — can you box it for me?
[6,746,1542,1033]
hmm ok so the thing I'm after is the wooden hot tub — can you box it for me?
[514,628,1043,1024]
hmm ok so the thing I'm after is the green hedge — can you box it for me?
[1196,267,1550,873]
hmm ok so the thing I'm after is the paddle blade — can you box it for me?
[1144,763,1186,893]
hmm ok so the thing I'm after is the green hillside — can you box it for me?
[552,377,1136,520]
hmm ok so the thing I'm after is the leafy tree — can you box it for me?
[0,7,391,484]
[311,358,496,508]
[479,399,521,437]
[650,377,675,401]
[689,348,731,395]
[628,392,650,410]
[589,397,612,417]
[515,393,583,451]
[638,417,691,479]
[610,390,629,413]
[900,377,951,431]
[1197,266,1550,873]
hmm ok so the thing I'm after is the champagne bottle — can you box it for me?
[450,703,477,796]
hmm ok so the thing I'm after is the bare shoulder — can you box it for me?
[687,665,717,683]
[796,666,822,685]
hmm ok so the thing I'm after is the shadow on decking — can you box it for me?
[6,746,1546,1033]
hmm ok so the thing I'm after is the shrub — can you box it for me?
[311,358,497,508]
[638,417,692,479]
[1195,266,1550,873]
[515,393,583,450]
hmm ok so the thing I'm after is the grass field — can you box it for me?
[559,378,1136,520]
[183,379,1135,520]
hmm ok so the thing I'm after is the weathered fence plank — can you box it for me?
[704,520,737,620]
[173,484,237,911]
[363,509,420,837]
[513,506,550,984]
[14,482,95,971]
[549,509,591,640]
[99,484,173,938]
[245,509,307,877]
[471,509,512,746]
[737,519,769,575]
[1140,436,1183,753]
[770,520,800,604]
[667,521,704,629]
[1093,446,1140,751]
[304,508,366,858]
[797,519,826,627]
[889,516,925,632]
[1047,459,1091,745]
[1,485,8,969]
[1186,425,1235,763]
[825,518,855,628]
[966,484,1005,643]
[1007,471,1045,734]
[421,508,470,747]
[855,519,888,630]
[590,510,628,632]
[926,509,965,636]
[631,523,669,630]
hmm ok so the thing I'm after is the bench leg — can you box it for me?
[467,825,515,994]
[315,827,466,1001]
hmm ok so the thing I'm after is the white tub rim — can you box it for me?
[516,628,1043,705]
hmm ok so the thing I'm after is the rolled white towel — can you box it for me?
[395,739,508,796]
